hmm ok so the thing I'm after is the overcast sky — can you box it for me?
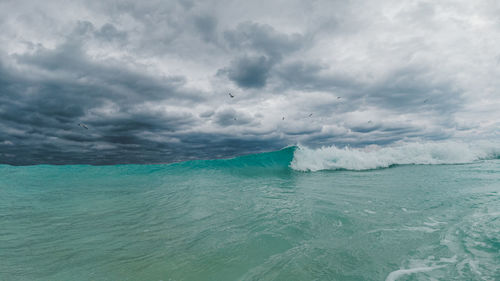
[1,0,499,165]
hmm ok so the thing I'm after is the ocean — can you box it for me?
[1,141,499,280]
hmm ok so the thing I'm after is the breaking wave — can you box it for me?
[290,141,500,171]
[166,140,500,172]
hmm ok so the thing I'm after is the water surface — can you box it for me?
[1,144,499,280]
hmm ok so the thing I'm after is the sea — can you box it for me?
[1,141,499,281]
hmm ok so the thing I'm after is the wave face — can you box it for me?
[291,141,500,171]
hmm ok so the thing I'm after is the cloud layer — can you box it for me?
[1,0,499,164]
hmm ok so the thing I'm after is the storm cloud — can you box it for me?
[0,0,499,165]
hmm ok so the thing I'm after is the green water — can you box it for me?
[1,148,499,280]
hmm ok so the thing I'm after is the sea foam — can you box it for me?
[290,141,500,171]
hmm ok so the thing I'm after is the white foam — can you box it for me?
[404,226,438,233]
[368,226,438,233]
[291,140,500,171]
[385,265,445,281]
[423,217,447,227]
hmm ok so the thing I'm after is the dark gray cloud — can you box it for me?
[0,22,210,165]
[274,61,359,92]
[223,21,304,59]
[0,0,498,165]
[364,66,464,114]
[218,21,306,88]
[223,55,273,88]
[94,23,128,42]
[213,108,254,126]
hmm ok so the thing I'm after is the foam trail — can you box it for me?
[291,141,500,171]
[385,265,445,281]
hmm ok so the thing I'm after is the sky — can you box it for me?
[1,0,499,165]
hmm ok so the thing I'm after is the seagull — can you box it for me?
[309,113,313,117]
[78,123,88,129]
[228,93,234,98]
[282,117,285,120]
[423,99,429,103]
[367,120,372,124]
[337,96,342,99]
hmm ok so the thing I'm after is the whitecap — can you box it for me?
[385,265,445,281]
[290,140,500,171]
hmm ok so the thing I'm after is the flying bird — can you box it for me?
[282,117,285,120]
[78,123,88,129]
[309,113,313,117]
[337,96,342,99]
[228,93,234,98]
[423,99,429,103]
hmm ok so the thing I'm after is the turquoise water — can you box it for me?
[1,144,500,280]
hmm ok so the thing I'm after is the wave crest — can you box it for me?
[290,141,500,171]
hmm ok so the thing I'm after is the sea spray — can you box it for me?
[290,140,500,171]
